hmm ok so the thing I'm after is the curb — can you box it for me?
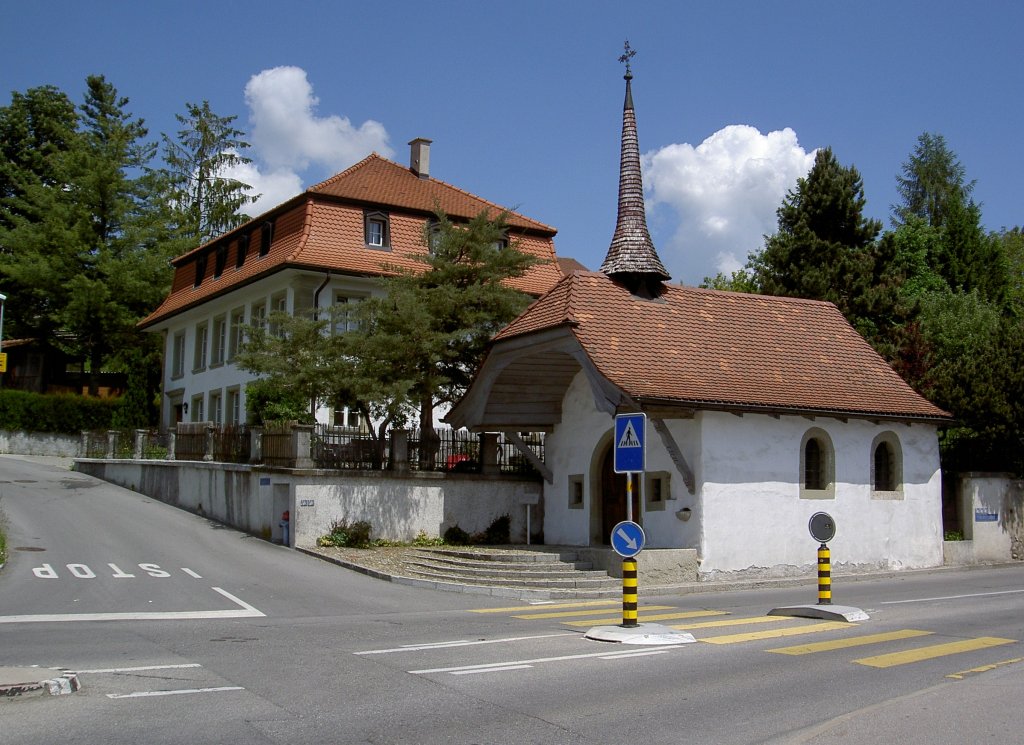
[296,546,1024,601]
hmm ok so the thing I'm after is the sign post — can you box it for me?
[613,414,646,627]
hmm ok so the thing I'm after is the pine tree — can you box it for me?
[160,101,256,244]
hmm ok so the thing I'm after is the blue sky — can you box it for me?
[2,1,1021,285]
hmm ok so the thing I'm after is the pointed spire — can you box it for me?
[600,41,671,288]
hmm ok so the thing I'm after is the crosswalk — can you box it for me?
[470,601,1020,676]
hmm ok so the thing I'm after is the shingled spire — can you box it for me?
[599,42,671,293]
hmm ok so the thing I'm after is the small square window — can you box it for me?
[236,233,249,268]
[194,252,208,287]
[568,474,584,509]
[259,220,274,257]
[214,243,227,278]
[364,211,390,248]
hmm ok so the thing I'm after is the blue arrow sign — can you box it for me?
[614,413,646,473]
[610,520,646,558]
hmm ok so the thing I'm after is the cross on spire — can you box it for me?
[618,40,636,77]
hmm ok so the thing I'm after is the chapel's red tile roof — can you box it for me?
[495,272,950,420]
[140,154,561,328]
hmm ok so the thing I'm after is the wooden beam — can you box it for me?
[503,431,553,484]
[650,417,696,494]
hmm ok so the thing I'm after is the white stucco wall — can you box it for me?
[543,372,944,578]
[699,413,942,576]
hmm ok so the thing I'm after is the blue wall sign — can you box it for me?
[614,413,646,473]
[610,520,646,558]
[975,509,998,522]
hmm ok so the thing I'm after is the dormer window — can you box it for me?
[194,252,208,287]
[259,220,274,257]
[427,219,442,254]
[236,233,249,268]
[364,211,390,249]
[213,242,228,278]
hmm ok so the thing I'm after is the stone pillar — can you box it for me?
[481,432,500,475]
[133,430,146,460]
[390,430,409,473]
[105,431,117,459]
[80,431,89,458]
[203,424,215,462]
[166,430,176,461]
[291,424,314,469]
[250,426,263,464]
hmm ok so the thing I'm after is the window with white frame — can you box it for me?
[193,322,209,372]
[191,394,205,423]
[333,294,364,334]
[211,315,227,366]
[209,390,223,425]
[226,388,241,425]
[171,331,186,379]
[269,292,287,337]
[228,307,245,360]
[251,302,266,332]
[332,402,365,430]
[364,210,390,248]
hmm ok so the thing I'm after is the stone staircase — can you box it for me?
[399,548,622,595]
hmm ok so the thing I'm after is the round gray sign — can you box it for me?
[808,512,836,543]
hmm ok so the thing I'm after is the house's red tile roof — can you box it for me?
[495,272,950,420]
[140,154,561,328]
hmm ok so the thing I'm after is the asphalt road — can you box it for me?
[2,454,1023,744]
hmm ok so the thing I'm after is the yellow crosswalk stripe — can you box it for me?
[700,621,853,645]
[767,629,934,655]
[947,656,1024,680]
[561,609,728,627]
[670,615,791,631]
[470,600,620,614]
[514,605,676,620]
[855,637,1017,668]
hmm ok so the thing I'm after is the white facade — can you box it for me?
[152,271,382,429]
[543,372,944,579]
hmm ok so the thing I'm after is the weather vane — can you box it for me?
[618,40,636,76]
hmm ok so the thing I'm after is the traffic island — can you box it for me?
[585,623,697,645]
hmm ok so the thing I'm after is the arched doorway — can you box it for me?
[598,443,640,544]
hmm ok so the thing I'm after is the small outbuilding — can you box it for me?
[447,63,951,580]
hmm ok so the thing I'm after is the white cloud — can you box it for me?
[231,66,394,216]
[644,125,816,283]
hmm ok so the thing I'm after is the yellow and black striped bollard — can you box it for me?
[622,558,638,627]
[817,543,831,605]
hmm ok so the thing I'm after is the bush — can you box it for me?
[317,518,373,548]
[478,514,510,545]
[443,524,471,545]
[0,389,118,433]
[412,530,445,547]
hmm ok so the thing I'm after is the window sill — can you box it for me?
[871,490,904,501]
[800,488,835,500]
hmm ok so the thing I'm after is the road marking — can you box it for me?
[767,629,934,655]
[75,663,203,674]
[881,589,1024,605]
[561,609,727,627]
[106,686,244,699]
[670,616,788,631]
[470,600,619,613]
[947,656,1024,680]
[181,568,202,578]
[355,633,575,655]
[513,605,676,620]
[410,646,686,675]
[0,587,265,624]
[452,665,533,675]
[854,637,1017,668]
[700,621,853,644]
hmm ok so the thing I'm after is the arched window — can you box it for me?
[800,428,835,499]
[870,432,903,498]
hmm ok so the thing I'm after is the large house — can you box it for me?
[140,140,563,430]
[447,67,952,578]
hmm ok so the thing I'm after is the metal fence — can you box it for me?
[80,424,544,477]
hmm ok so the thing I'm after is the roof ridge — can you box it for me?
[419,168,557,234]
[682,285,844,308]
[306,152,381,192]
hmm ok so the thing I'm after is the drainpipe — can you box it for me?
[312,271,331,321]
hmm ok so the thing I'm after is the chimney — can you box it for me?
[409,138,432,179]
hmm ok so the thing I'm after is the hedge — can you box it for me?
[0,389,119,434]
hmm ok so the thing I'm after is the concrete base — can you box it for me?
[0,667,80,698]
[768,604,869,622]
[585,622,698,645]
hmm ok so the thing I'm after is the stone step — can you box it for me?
[412,548,583,564]
[402,560,608,581]
[409,554,596,573]
[401,565,620,589]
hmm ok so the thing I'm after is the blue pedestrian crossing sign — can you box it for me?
[611,520,646,558]
[614,413,646,473]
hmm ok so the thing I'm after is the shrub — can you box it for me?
[0,389,118,433]
[317,518,373,548]
[443,524,471,545]
[412,530,445,547]
[478,514,510,545]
